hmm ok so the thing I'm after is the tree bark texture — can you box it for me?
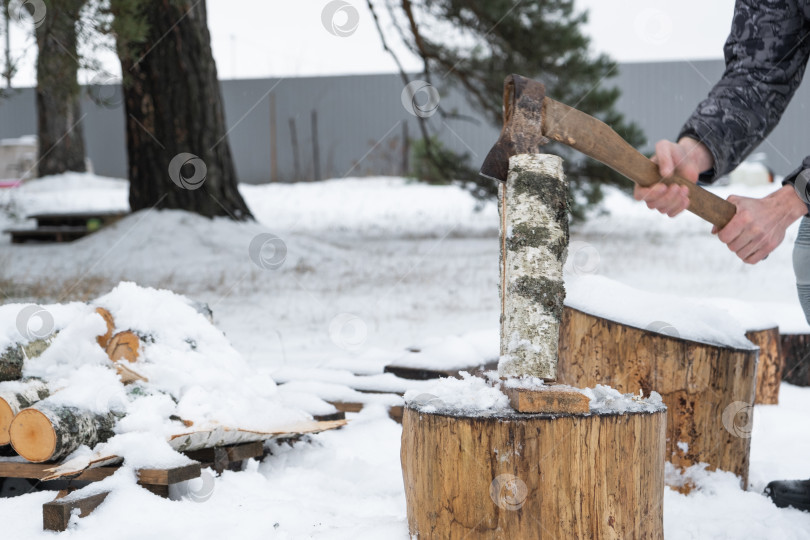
[9,403,117,462]
[0,335,56,382]
[401,406,665,539]
[745,327,781,405]
[35,0,87,176]
[557,306,757,488]
[116,0,252,219]
[780,333,810,386]
[498,154,568,380]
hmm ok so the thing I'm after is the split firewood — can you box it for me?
[95,307,115,349]
[167,420,348,452]
[42,419,348,480]
[115,363,148,384]
[9,402,117,463]
[0,378,50,446]
[106,331,140,363]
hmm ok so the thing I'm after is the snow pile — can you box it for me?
[664,462,810,539]
[404,372,510,414]
[1,282,314,467]
[582,384,666,414]
[565,274,757,350]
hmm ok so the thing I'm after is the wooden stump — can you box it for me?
[401,406,665,539]
[745,327,781,404]
[557,306,757,487]
[780,333,810,386]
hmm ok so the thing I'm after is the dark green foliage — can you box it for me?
[386,0,646,219]
[410,135,476,185]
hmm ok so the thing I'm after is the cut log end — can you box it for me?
[106,331,140,363]
[9,408,57,463]
[95,307,115,350]
[0,399,13,445]
[501,383,590,414]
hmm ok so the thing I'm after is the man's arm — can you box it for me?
[680,0,810,181]
[635,0,810,263]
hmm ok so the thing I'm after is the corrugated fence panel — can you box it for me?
[0,61,807,183]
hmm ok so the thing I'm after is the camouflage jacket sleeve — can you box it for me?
[678,0,810,182]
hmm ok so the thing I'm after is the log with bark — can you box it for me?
[9,402,117,463]
[498,154,568,381]
[0,335,56,382]
[0,378,50,446]
[557,305,757,487]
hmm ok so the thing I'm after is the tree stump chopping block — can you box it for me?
[401,406,666,539]
[557,306,757,488]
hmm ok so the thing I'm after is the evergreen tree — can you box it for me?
[372,0,645,218]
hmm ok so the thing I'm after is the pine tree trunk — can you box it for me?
[115,0,252,220]
[35,0,87,177]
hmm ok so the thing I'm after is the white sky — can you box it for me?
[0,0,736,87]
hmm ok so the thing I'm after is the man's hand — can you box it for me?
[715,185,807,264]
[633,137,714,216]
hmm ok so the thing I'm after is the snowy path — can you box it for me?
[1,175,810,538]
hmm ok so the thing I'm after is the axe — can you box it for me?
[480,74,736,228]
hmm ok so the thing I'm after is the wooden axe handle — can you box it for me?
[543,97,736,229]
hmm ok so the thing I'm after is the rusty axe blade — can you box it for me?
[479,74,736,229]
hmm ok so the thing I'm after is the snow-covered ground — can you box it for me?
[2,174,810,538]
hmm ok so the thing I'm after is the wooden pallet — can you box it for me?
[0,440,264,532]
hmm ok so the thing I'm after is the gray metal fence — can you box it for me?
[0,59,808,183]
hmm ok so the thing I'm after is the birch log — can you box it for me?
[0,335,56,382]
[9,403,117,463]
[0,378,50,446]
[498,154,568,380]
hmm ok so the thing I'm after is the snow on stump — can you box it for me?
[558,277,759,489]
[401,381,666,539]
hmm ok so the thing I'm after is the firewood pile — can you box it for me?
[0,282,344,469]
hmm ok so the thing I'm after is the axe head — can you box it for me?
[479,74,550,182]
